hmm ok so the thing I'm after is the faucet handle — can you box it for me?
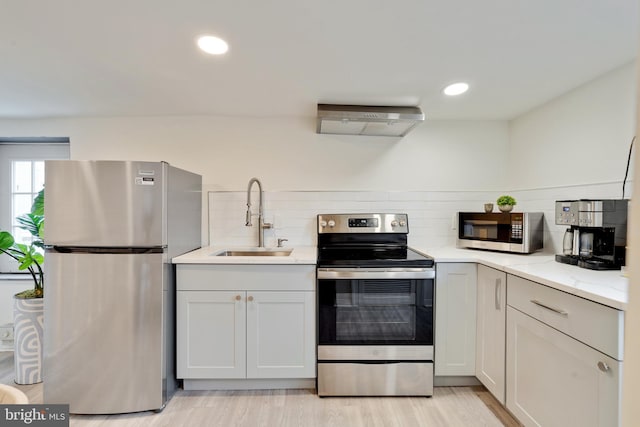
[277,238,288,248]
[263,222,273,229]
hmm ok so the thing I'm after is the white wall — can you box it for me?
[508,62,636,190]
[622,128,640,427]
[0,116,508,192]
[3,65,633,195]
[622,59,640,427]
[507,62,636,254]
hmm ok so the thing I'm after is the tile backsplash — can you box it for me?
[207,181,632,255]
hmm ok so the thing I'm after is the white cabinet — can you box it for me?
[475,265,506,404]
[176,264,316,382]
[246,291,315,378]
[506,274,623,427]
[177,290,246,378]
[435,263,477,376]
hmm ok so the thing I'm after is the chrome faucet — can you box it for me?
[245,177,272,247]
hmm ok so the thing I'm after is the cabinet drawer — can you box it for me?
[507,274,623,360]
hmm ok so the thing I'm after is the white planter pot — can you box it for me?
[13,296,44,385]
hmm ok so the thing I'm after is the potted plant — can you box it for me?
[0,189,44,384]
[497,195,516,213]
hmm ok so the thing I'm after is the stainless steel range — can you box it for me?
[316,213,435,397]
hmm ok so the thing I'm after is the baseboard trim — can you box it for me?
[183,378,316,391]
[434,376,481,386]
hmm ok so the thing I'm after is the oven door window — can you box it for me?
[318,278,433,345]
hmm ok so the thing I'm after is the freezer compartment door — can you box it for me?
[45,160,165,247]
[44,251,169,414]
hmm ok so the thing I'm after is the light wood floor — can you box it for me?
[1,352,520,426]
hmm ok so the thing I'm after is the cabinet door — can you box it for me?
[506,307,620,427]
[246,291,316,378]
[177,291,246,379]
[476,265,506,403]
[435,263,477,376]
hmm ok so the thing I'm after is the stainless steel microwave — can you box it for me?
[457,212,544,254]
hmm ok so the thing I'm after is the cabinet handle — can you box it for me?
[597,361,610,372]
[495,278,502,310]
[235,295,242,301]
[247,295,254,302]
[530,299,568,316]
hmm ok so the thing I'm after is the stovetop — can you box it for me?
[317,246,434,268]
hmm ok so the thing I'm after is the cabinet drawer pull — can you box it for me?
[247,296,254,302]
[530,299,568,316]
[235,295,242,301]
[597,361,610,372]
[495,278,502,310]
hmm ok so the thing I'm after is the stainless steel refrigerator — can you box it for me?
[43,160,201,414]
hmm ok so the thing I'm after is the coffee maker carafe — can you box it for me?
[579,231,594,258]
[562,228,574,255]
[555,199,628,270]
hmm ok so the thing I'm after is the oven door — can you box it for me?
[317,268,434,346]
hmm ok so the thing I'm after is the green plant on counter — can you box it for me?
[497,195,516,206]
[0,188,44,299]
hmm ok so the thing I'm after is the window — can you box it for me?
[0,140,70,273]
[11,160,45,245]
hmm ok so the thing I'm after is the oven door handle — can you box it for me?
[317,268,435,280]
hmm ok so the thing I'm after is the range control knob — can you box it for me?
[328,220,336,228]
[320,220,327,228]
[399,220,406,227]
[391,220,399,227]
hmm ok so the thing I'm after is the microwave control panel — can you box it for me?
[510,217,523,240]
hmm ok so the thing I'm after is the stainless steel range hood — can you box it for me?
[317,104,425,137]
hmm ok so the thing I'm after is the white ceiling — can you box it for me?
[1,0,637,120]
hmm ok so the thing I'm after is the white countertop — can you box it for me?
[418,246,629,310]
[174,244,627,309]
[172,246,317,265]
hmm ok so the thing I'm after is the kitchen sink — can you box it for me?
[214,249,293,257]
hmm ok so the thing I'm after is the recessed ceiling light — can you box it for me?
[197,35,229,55]
[443,82,469,96]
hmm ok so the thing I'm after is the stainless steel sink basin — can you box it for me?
[214,249,293,257]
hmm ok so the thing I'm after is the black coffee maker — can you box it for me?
[555,199,628,270]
